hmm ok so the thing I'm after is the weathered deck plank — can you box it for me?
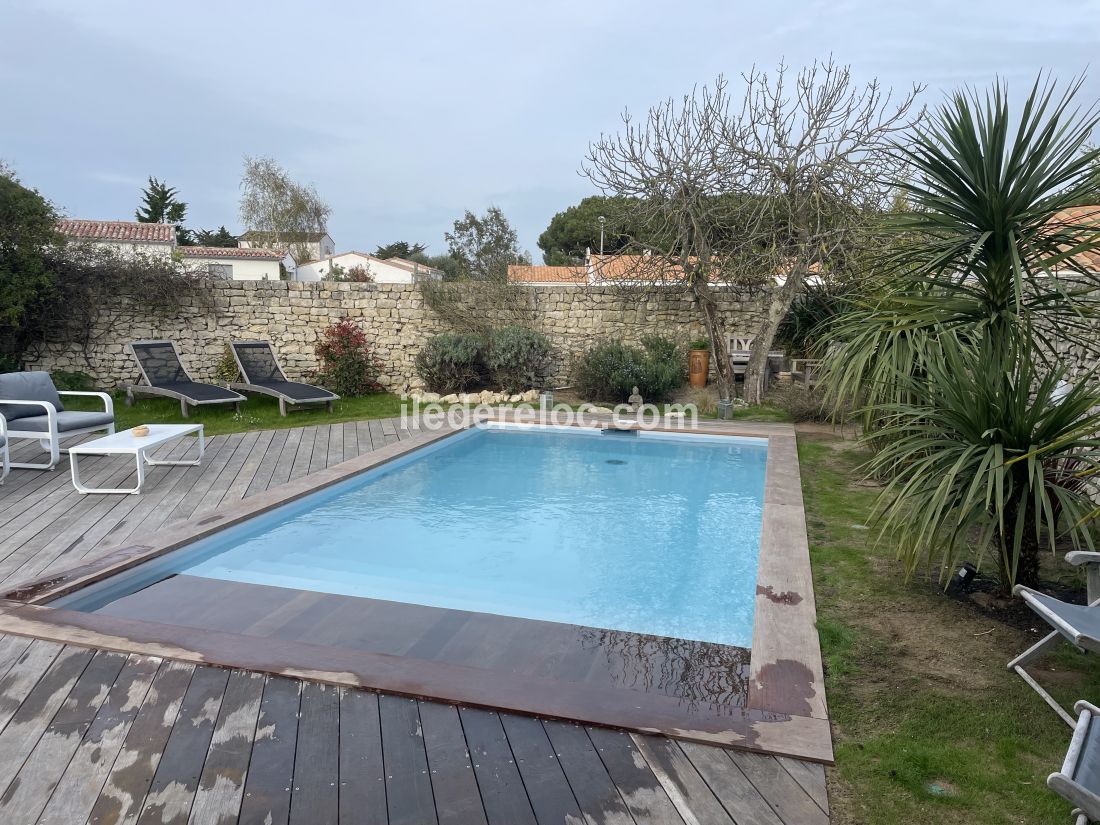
[188,669,264,825]
[380,694,438,825]
[596,731,689,825]
[288,682,339,825]
[85,659,196,825]
[543,720,634,825]
[237,676,300,825]
[136,666,229,825]
[36,654,161,825]
[0,650,127,823]
[338,688,387,825]
[460,708,537,825]
[418,701,487,825]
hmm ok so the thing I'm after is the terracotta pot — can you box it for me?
[688,349,710,388]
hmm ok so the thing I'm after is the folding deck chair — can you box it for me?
[229,340,338,416]
[125,341,245,418]
[1011,552,1100,727]
[1049,700,1100,824]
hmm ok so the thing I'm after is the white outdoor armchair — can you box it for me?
[0,372,115,471]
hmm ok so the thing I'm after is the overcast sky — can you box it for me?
[2,0,1099,260]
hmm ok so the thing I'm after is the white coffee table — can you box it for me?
[69,424,205,494]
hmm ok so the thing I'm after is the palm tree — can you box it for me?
[824,75,1100,590]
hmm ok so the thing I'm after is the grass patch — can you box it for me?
[64,391,406,437]
[799,431,1100,824]
[695,403,792,423]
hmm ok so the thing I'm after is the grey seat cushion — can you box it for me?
[13,411,114,434]
[0,372,64,421]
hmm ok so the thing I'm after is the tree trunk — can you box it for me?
[998,502,1041,593]
[744,269,806,404]
[692,279,734,402]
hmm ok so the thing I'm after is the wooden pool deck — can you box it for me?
[0,417,831,824]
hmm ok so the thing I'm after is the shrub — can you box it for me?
[415,332,487,394]
[313,317,384,397]
[572,335,685,403]
[50,370,96,391]
[486,326,553,392]
[213,345,240,385]
[638,335,686,399]
[326,262,374,283]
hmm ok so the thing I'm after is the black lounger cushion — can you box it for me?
[249,380,337,401]
[156,381,242,403]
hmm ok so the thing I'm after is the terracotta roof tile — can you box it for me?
[57,219,174,243]
[507,264,587,283]
[180,246,286,260]
[1049,206,1100,271]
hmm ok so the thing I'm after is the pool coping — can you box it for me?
[0,413,832,763]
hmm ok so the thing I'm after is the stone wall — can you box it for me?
[28,282,769,392]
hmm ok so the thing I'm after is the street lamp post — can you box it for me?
[598,215,605,255]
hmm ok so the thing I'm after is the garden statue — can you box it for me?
[628,386,643,410]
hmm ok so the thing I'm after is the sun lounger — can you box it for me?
[229,340,338,416]
[125,341,245,418]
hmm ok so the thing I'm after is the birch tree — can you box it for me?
[238,156,331,264]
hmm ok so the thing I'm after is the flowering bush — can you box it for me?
[313,317,384,396]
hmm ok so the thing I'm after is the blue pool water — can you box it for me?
[65,425,769,647]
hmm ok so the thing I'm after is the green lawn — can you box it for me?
[802,431,1100,824]
[64,391,408,436]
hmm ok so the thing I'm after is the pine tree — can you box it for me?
[135,177,190,244]
[193,226,238,247]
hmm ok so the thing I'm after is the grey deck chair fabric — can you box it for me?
[230,341,337,415]
[127,341,244,417]
[1020,590,1100,650]
[1012,580,1100,727]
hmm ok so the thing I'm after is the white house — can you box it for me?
[179,246,292,281]
[57,219,175,258]
[238,231,335,263]
[295,251,444,283]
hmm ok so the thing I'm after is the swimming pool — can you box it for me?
[55,423,768,647]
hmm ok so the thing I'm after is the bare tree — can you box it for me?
[238,156,332,265]
[584,60,920,403]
